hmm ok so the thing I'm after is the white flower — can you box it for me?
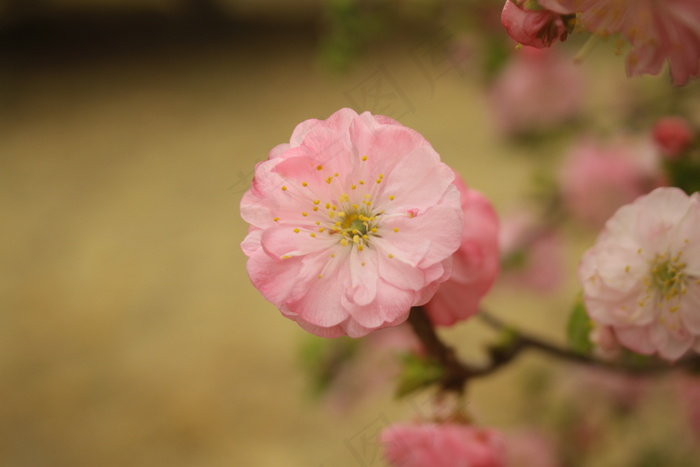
[579,187,700,361]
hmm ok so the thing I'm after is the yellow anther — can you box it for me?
[388,254,394,259]
[340,238,349,246]
[363,235,369,240]
[378,174,384,179]
[313,207,318,211]
[325,203,331,209]
[282,255,291,259]
[352,204,359,209]
[326,177,333,184]
[281,186,287,191]
[293,228,300,233]
[317,274,323,279]
[353,235,360,244]
[371,227,377,233]
[315,221,320,225]
[358,244,364,251]
[359,180,365,185]
[318,227,325,232]
[393,228,399,232]
[313,200,320,205]
[316,165,323,171]
[670,306,679,313]
[625,265,630,273]
[302,182,308,187]
[302,212,308,217]
[328,211,335,218]
[310,233,316,238]
[361,156,368,161]
[361,262,366,266]
[389,195,394,200]
[637,248,643,254]
[330,253,335,258]
[273,217,279,222]
[351,185,357,190]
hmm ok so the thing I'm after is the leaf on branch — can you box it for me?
[299,335,359,399]
[394,353,444,399]
[567,298,594,355]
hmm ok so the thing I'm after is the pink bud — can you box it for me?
[501,0,569,49]
[652,116,694,158]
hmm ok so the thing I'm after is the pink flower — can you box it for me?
[559,137,663,229]
[578,187,700,361]
[240,108,463,338]
[501,0,571,48]
[498,210,565,293]
[504,430,561,467]
[589,322,622,359]
[490,47,584,136]
[539,0,700,85]
[676,374,700,441]
[424,175,500,326]
[381,423,506,467]
[652,116,695,158]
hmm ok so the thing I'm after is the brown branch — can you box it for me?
[406,306,700,394]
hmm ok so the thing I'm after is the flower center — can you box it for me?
[275,156,406,259]
[649,252,687,301]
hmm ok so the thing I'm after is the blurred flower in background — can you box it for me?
[489,46,584,137]
[381,422,506,467]
[498,209,565,293]
[559,136,664,229]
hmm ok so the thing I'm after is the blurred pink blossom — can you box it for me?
[381,423,506,467]
[579,187,700,361]
[559,137,663,229]
[539,0,700,85]
[498,210,565,293]
[323,325,423,412]
[240,108,463,338]
[501,0,570,48]
[504,430,561,467]
[425,174,500,326]
[490,47,584,136]
[575,367,651,411]
[652,116,695,158]
[589,323,622,359]
[676,374,700,441]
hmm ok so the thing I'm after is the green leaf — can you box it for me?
[567,298,593,355]
[394,353,444,399]
[299,336,359,399]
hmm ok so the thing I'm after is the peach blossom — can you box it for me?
[578,187,700,361]
[539,0,700,85]
[424,174,500,326]
[381,423,506,467]
[652,116,695,158]
[501,0,570,48]
[240,108,463,338]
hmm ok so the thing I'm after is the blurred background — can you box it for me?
[1,1,699,466]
